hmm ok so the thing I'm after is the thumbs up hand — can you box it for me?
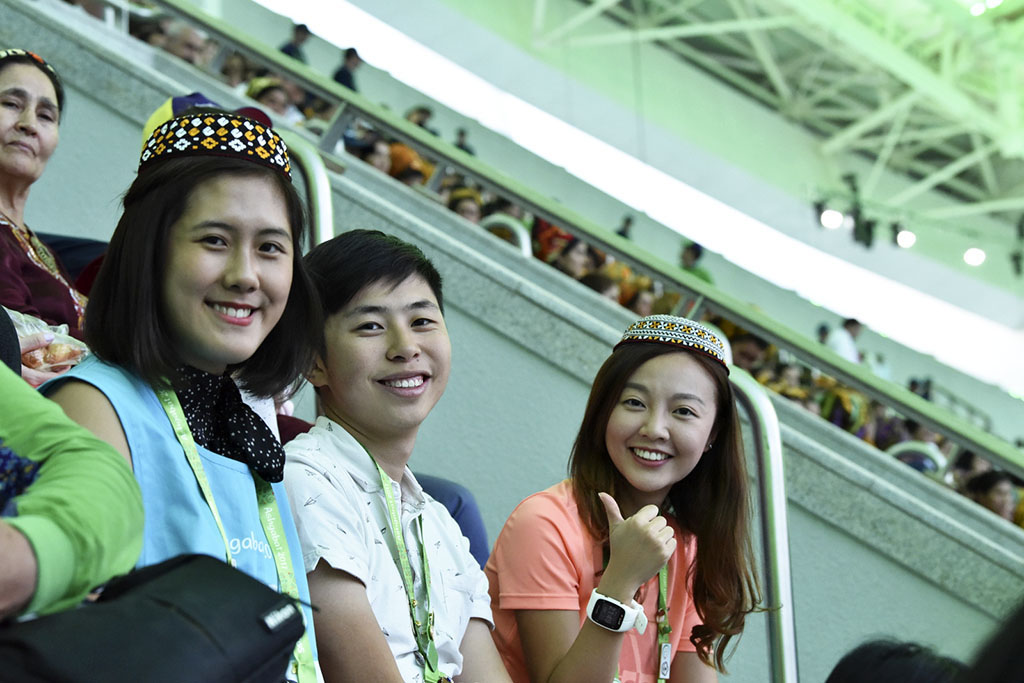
[597,492,676,602]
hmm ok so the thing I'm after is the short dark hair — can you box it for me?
[843,317,862,329]
[0,52,65,120]
[303,229,443,349]
[294,23,310,36]
[568,341,760,671]
[344,47,360,61]
[826,639,964,683]
[964,469,1011,497]
[85,155,321,397]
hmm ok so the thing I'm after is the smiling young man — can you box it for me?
[284,230,510,683]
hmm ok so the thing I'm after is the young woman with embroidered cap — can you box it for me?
[43,108,321,681]
[485,315,761,683]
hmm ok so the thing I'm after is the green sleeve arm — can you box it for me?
[1,365,143,614]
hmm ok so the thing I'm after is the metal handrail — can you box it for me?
[278,130,337,249]
[732,368,800,683]
[105,0,1024,479]
[479,214,533,258]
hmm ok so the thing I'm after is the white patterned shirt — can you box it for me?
[284,417,492,682]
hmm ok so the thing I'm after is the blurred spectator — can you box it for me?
[964,470,1015,522]
[680,241,712,284]
[360,138,392,174]
[551,237,591,280]
[395,167,425,186]
[448,187,482,224]
[454,127,474,155]
[731,333,769,373]
[245,77,290,118]
[826,317,863,364]
[887,420,946,475]
[128,16,168,49]
[616,215,633,239]
[405,105,439,136]
[949,450,991,493]
[625,287,654,317]
[482,197,524,223]
[908,377,932,401]
[220,52,252,89]
[579,272,619,301]
[389,140,431,185]
[816,323,830,344]
[333,47,361,92]
[279,23,311,64]
[825,639,964,683]
[162,21,207,67]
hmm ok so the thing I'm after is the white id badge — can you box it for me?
[659,642,672,678]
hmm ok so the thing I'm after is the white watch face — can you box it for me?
[592,598,626,629]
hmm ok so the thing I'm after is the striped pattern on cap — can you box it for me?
[615,314,729,372]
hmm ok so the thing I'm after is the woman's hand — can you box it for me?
[598,492,676,602]
[20,332,61,387]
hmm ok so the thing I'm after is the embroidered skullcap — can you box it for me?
[138,110,291,178]
[616,314,729,372]
[0,48,64,114]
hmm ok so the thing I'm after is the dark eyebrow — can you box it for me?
[408,299,439,312]
[0,87,58,112]
[622,382,706,405]
[188,222,291,241]
[343,299,440,319]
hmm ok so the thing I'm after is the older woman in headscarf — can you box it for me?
[0,49,88,384]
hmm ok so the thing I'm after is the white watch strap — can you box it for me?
[587,589,648,634]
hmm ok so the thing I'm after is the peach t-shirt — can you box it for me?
[485,480,701,683]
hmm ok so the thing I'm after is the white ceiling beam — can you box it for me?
[773,0,1005,144]
[649,0,709,26]
[863,102,911,198]
[563,15,799,47]
[971,132,1001,196]
[924,196,1024,219]
[532,0,548,42]
[725,0,792,101]
[821,90,919,154]
[852,123,967,148]
[888,142,999,205]
[661,37,782,107]
[536,0,622,47]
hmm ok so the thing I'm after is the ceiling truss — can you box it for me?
[532,0,1024,232]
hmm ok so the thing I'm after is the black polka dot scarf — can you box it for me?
[175,366,285,483]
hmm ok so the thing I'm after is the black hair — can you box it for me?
[732,332,769,351]
[344,47,359,61]
[843,317,862,329]
[579,272,617,296]
[964,469,1011,497]
[0,51,65,120]
[303,230,443,351]
[85,154,321,397]
[826,639,964,683]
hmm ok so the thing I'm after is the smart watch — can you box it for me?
[586,589,648,634]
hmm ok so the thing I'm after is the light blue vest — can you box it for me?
[45,356,317,656]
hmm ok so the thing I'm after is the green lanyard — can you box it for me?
[614,564,672,683]
[157,387,317,683]
[371,457,452,683]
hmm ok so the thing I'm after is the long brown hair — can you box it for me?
[568,342,761,671]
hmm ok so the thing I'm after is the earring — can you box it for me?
[704,443,713,453]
